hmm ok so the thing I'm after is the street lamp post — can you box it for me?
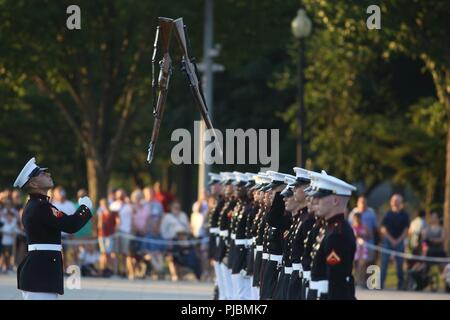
[198,0,224,201]
[291,9,312,167]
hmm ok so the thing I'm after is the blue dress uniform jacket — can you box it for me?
[310,213,356,300]
[244,203,258,276]
[231,200,252,274]
[208,196,225,260]
[17,193,92,295]
[260,192,289,299]
[215,199,237,263]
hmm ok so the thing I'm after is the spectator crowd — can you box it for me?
[1,185,449,292]
[0,182,210,282]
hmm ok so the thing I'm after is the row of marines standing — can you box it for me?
[207,168,357,300]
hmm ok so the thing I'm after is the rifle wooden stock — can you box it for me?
[159,17,174,53]
[173,18,189,57]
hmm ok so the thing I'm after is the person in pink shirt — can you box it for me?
[352,213,369,287]
[131,190,150,239]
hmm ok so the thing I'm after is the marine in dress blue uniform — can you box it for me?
[13,157,93,300]
[207,173,225,300]
[215,172,237,300]
[230,172,254,300]
[307,171,357,300]
[272,174,297,300]
[261,171,289,300]
[251,173,271,292]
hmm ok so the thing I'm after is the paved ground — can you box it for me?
[1,274,449,300]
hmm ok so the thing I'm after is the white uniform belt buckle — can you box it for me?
[269,254,283,263]
[245,239,253,246]
[219,230,229,237]
[262,253,269,260]
[256,245,263,252]
[209,227,220,234]
[284,266,293,274]
[303,271,311,281]
[231,233,236,240]
[28,244,62,251]
[310,280,329,295]
[292,263,303,272]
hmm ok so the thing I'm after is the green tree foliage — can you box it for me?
[0,0,447,223]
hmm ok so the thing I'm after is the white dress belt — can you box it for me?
[209,227,220,234]
[284,266,293,274]
[256,245,263,252]
[219,230,229,237]
[262,253,269,260]
[292,263,303,272]
[231,233,236,240]
[309,280,329,295]
[303,271,311,281]
[234,239,247,245]
[246,239,253,246]
[269,254,283,263]
[28,244,62,251]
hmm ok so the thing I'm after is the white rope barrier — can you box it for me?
[8,230,450,263]
[115,232,209,246]
[10,230,209,246]
[363,241,450,263]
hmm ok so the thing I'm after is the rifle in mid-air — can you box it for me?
[147,17,222,164]
[147,17,174,164]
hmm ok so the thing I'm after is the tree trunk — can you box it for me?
[424,171,436,221]
[86,155,108,208]
[444,89,450,252]
[426,62,450,252]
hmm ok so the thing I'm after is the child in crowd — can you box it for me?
[352,213,369,287]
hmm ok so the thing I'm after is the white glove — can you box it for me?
[78,196,93,209]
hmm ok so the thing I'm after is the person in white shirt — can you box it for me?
[160,201,190,240]
[190,201,206,238]
[408,209,427,253]
[190,200,210,281]
[160,201,191,281]
[109,189,134,279]
[51,186,76,215]
[51,186,77,265]
[78,244,100,277]
[0,210,18,273]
